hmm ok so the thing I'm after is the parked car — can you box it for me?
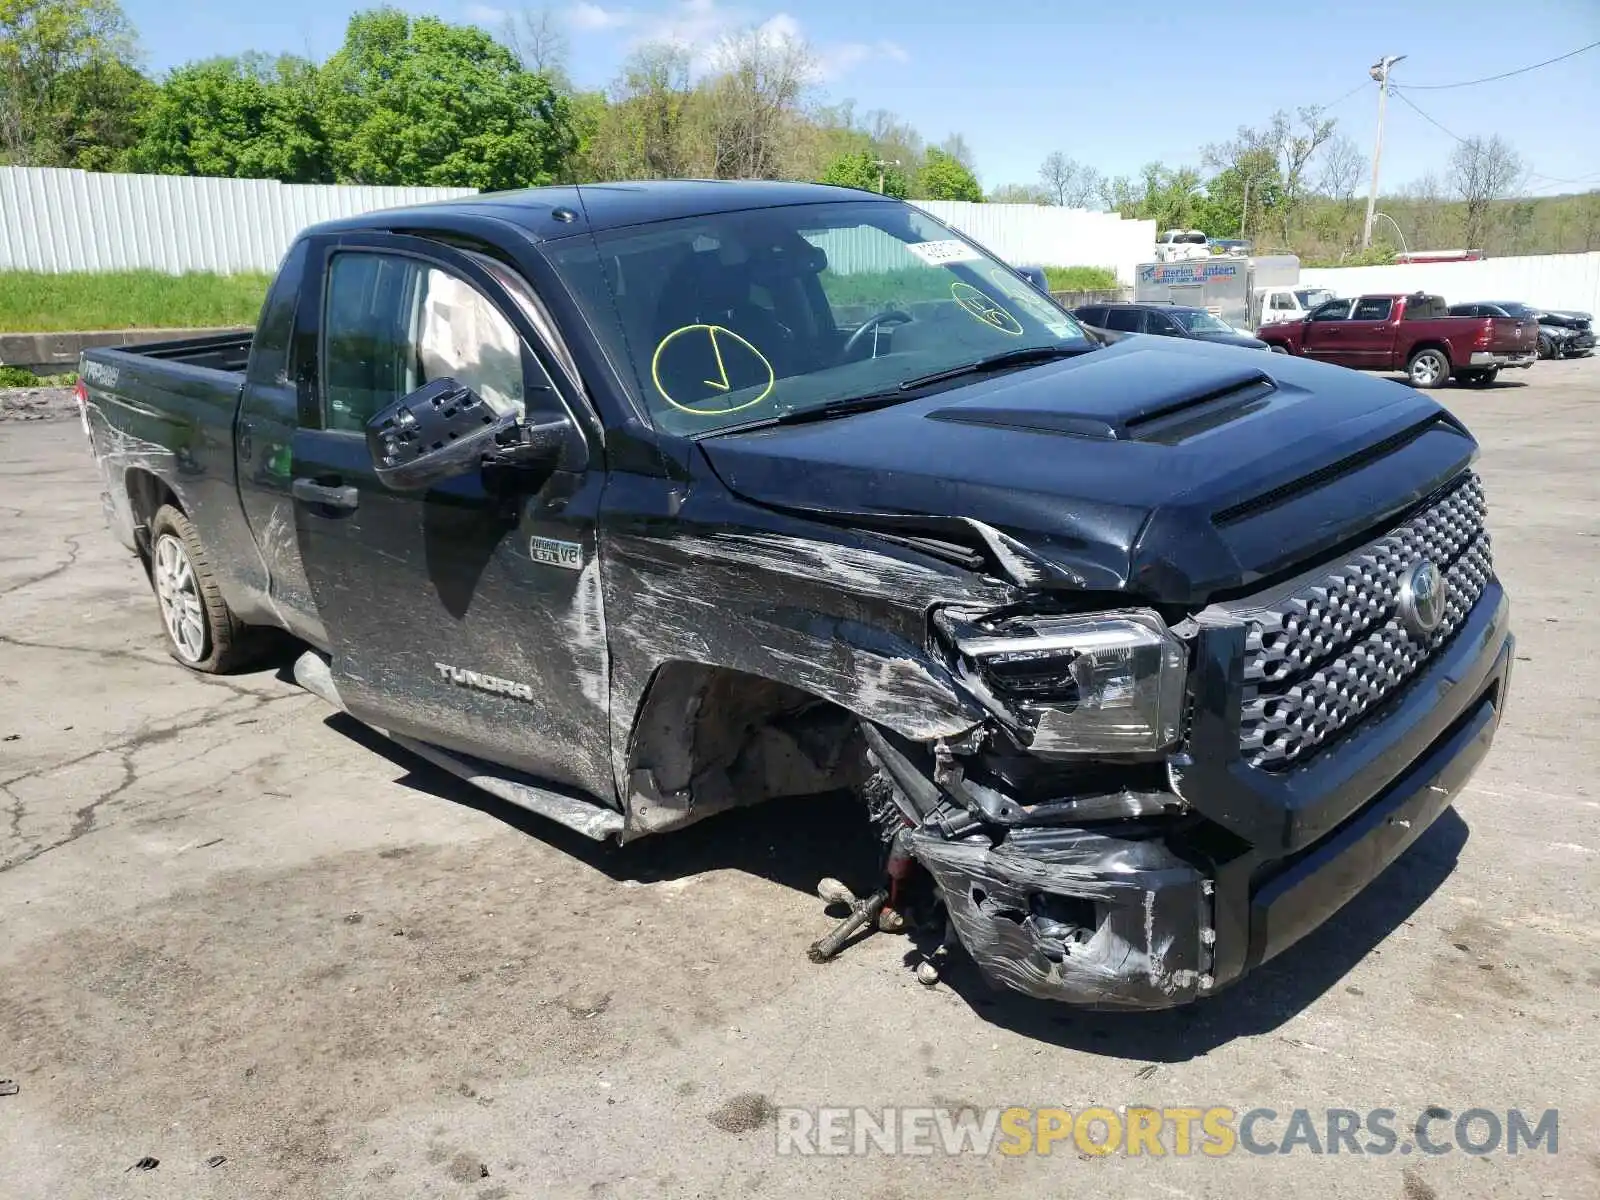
[1257,285,1339,326]
[1073,302,1269,349]
[1152,229,1211,262]
[1448,302,1595,360]
[1257,292,1537,387]
[75,181,1514,1010]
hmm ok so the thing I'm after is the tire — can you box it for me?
[1407,347,1450,389]
[1268,344,1290,355]
[1458,368,1498,387]
[1537,334,1555,360]
[148,504,261,673]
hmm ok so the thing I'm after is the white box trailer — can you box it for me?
[1134,255,1327,330]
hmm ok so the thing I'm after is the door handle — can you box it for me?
[292,477,359,511]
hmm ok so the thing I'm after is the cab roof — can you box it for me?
[308,180,895,242]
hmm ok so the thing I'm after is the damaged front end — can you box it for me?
[863,604,1215,1009]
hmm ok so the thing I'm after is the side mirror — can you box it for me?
[366,377,563,491]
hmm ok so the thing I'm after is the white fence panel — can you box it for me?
[2,167,1164,283]
[1302,253,1600,316]
[918,201,1155,284]
[0,167,475,274]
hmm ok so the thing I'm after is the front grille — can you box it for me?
[1237,474,1493,770]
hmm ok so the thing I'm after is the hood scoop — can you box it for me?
[926,348,1277,443]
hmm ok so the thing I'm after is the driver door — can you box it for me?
[290,232,615,800]
[1301,298,1356,364]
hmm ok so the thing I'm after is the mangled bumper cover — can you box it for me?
[914,826,1210,1009]
[909,584,1514,1011]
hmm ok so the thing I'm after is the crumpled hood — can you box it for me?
[698,337,1479,604]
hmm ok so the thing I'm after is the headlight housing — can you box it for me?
[940,609,1188,757]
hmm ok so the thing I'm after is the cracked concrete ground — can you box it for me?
[1,362,1598,1200]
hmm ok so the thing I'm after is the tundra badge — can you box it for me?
[434,662,535,701]
[531,536,583,570]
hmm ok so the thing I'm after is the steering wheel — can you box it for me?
[842,309,914,359]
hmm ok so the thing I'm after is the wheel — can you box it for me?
[148,504,261,673]
[1268,344,1290,355]
[1458,368,1499,387]
[1537,334,1555,360]
[1407,348,1450,389]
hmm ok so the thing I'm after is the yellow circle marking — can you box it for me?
[650,324,776,415]
[951,282,1024,336]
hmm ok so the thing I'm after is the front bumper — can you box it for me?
[1469,351,1536,369]
[910,583,1513,1009]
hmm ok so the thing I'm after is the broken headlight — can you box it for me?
[943,610,1187,757]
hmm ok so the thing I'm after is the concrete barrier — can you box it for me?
[0,327,249,374]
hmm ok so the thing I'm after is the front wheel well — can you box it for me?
[622,662,870,837]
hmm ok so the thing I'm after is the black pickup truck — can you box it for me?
[77,181,1514,1009]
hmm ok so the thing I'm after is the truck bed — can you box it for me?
[113,330,254,373]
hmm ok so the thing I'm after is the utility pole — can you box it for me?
[872,158,899,194]
[1362,54,1405,249]
[1239,174,1251,240]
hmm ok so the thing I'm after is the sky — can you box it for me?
[121,0,1600,199]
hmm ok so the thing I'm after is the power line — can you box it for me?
[1392,89,1467,144]
[1394,40,1600,90]
[1393,90,1600,191]
[1311,81,1367,112]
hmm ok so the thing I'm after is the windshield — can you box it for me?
[541,200,1090,435]
[1170,309,1235,334]
[1295,288,1334,308]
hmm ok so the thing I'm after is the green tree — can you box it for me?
[583,42,696,180]
[131,54,330,182]
[1101,163,1202,228]
[989,182,1050,204]
[819,148,907,197]
[1,0,145,167]
[319,7,574,189]
[914,147,982,202]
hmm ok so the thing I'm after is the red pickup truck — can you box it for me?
[1257,291,1537,387]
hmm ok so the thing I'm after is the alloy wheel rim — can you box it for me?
[1414,354,1442,384]
[154,534,206,662]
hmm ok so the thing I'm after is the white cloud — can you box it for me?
[465,3,509,23]
[568,2,634,30]
[559,2,908,79]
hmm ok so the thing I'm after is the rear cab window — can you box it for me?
[1401,295,1449,321]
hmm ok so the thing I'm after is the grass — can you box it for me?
[0,366,77,387]
[1043,266,1119,291]
[0,270,271,333]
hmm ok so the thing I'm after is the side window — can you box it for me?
[1104,309,1143,332]
[1075,306,1106,326]
[1402,295,1447,321]
[1310,299,1354,322]
[1147,312,1180,335]
[1352,297,1393,321]
[321,252,527,433]
[1271,292,1296,311]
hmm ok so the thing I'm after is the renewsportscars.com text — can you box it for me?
[775,1106,1559,1158]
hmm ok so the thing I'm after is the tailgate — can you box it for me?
[1487,316,1534,353]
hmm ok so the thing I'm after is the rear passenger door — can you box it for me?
[288,232,617,800]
